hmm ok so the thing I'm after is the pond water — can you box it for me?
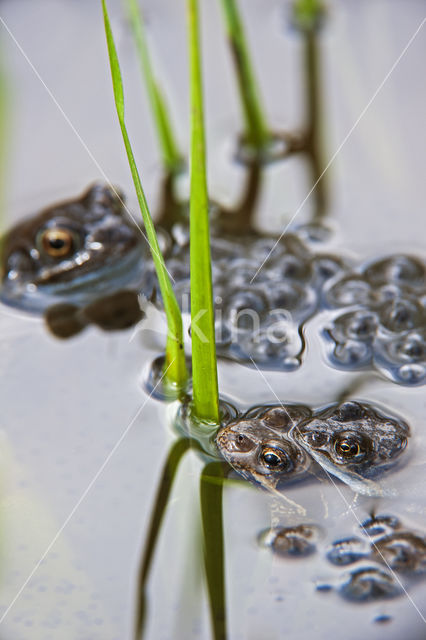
[0,1,425,639]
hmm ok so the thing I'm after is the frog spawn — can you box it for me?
[216,401,409,496]
[318,514,426,605]
[258,524,322,558]
[164,230,347,369]
[322,254,426,385]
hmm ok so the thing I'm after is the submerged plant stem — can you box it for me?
[303,23,328,222]
[125,0,182,174]
[187,0,220,424]
[102,0,188,387]
[200,461,227,640]
[219,0,270,152]
[134,438,193,639]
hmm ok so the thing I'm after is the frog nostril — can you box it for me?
[232,432,255,452]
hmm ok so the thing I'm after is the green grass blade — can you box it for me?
[124,0,182,174]
[101,0,188,387]
[200,461,227,640]
[219,0,270,152]
[186,0,219,424]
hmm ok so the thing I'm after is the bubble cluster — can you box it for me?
[319,513,426,603]
[164,229,347,369]
[323,254,426,385]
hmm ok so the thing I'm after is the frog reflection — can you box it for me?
[0,183,153,313]
[215,404,314,490]
[291,401,409,494]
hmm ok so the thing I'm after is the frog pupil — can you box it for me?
[335,440,360,457]
[49,237,65,250]
[262,450,282,467]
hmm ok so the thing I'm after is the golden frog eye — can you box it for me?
[261,446,289,469]
[334,438,361,458]
[40,228,75,258]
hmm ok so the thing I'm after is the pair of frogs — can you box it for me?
[216,400,409,496]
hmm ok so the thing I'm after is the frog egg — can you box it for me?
[266,281,317,319]
[338,566,402,602]
[258,525,320,558]
[328,309,379,344]
[378,297,424,333]
[236,328,303,368]
[325,537,370,566]
[372,531,426,574]
[331,340,373,368]
[396,363,426,385]
[224,287,269,329]
[312,254,348,284]
[363,254,426,289]
[272,254,312,283]
[360,514,401,538]
[247,234,306,264]
[373,331,426,385]
[325,276,373,308]
[229,258,271,286]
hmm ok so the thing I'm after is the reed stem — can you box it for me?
[219,0,270,152]
[186,0,220,424]
[102,0,188,388]
[125,0,182,174]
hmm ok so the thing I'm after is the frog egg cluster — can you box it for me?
[166,228,347,369]
[322,254,426,385]
[258,524,322,558]
[319,514,426,603]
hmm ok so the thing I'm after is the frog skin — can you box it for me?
[215,404,314,490]
[291,401,410,495]
[0,184,153,312]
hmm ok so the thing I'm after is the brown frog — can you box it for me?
[0,183,153,313]
[215,404,314,490]
[291,401,410,494]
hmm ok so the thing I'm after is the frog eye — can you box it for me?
[38,228,76,258]
[260,446,291,469]
[333,435,365,459]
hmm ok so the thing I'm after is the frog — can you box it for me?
[215,404,315,490]
[291,401,410,495]
[0,183,154,313]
